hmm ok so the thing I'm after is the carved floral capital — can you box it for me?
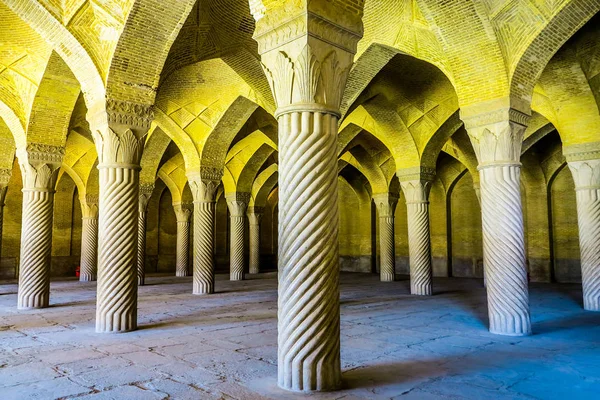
[372,193,399,217]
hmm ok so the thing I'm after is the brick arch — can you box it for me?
[200,97,263,173]
[510,0,600,112]
[140,127,172,185]
[250,164,278,208]
[0,120,16,170]
[153,108,200,171]
[223,141,276,194]
[28,52,80,147]
[420,111,463,171]
[0,101,25,151]
[105,0,197,105]
[345,151,387,194]
[3,0,106,125]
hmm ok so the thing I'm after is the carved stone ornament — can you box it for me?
[564,143,600,163]
[396,166,436,183]
[263,44,352,113]
[188,172,220,203]
[139,184,154,211]
[0,168,12,186]
[226,192,251,216]
[372,192,399,217]
[461,108,530,165]
[94,127,145,167]
[106,99,154,131]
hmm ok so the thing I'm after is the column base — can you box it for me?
[380,273,395,282]
[489,329,531,337]
[411,286,432,296]
[176,271,190,277]
[80,275,96,282]
[583,300,600,312]
[230,274,244,281]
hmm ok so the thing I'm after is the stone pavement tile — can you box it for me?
[70,365,162,390]
[144,378,223,399]
[118,350,172,367]
[237,344,277,365]
[151,360,223,386]
[1,376,92,399]
[419,380,533,400]
[153,342,221,358]
[74,384,165,400]
[94,343,146,355]
[0,362,61,387]
[226,329,278,348]
[211,380,272,400]
[57,355,131,375]
[38,347,105,365]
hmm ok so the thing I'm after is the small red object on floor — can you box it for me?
[75,266,80,278]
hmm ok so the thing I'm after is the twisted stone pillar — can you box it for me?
[80,195,99,282]
[399,173,434,296]
[188,172,220,294]
[226,193,250,281]
[137,184,153,286]
[567,157,600,311]
[0,169,10,263]
[463,108,531,336]
[174,203,192,277]
[92,100,152,333]
[16,145,63,309]
[373,193,398,282]
[252,3,363,387]
[247,206,264,274]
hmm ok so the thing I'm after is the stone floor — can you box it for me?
[1,272,599,400]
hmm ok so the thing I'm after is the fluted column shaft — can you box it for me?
[248,207,263,274]
[464,109,531,336]
[136,185,153,287]
[80,218,98,281]
[373,193,398,282]
[400,180,433,296]
[226,193,250,281]
[80,195,99,282]
[567,158,600,311]
[16,146,63,309]
[252,1,363,389]
[188,174,219,294]
[174,203,192,277]
[92,102,152,333]
[0,176,9,262]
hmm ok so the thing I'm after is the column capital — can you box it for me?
[188,170,222,202]
[372,192,398,217]
[400,180,432,204]
[396,166,436,183]
[226,192,251,216]
[247,206,265,224]
[16,143,64,190]
[0,168,11,206]
[173,202,193,222]
[0,168,11,186]
[253,2,364,114]
[81,194,99,219]
[92,99,153,167]
[563,142,600,163]
[139,184,154,211]
[567,159,600,190]
[461,107,530,165]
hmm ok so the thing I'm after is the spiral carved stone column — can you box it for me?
[16,144,63,309]
[226,192,250,281]
[189,172,220,294]
[373,193,398,282]
[247,206,264,274]
[567,157,600,311]
[137,185,153,286]
[463,108,531,336]
[174,203,192,277]
[399,175,434,296]
[252,1,363,390]
[92,100,152,333]
[0,169,10,262]
[80,195,99,282]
